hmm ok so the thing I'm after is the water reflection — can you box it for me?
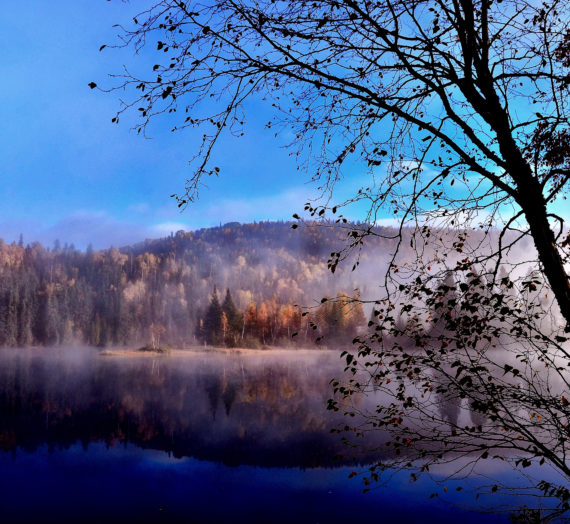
[0,348,560,522]
[0,348,380,468]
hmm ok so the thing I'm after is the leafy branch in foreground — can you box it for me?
[100,0,570,515]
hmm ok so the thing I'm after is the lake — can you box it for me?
[0,347,543,522]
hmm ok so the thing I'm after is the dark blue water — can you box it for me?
[0,348,555,522]
[0,443,509,523]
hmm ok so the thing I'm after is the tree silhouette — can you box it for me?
[101,0,570,514]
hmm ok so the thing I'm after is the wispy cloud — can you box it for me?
[0,211,153,250]
[372,218,402,228]
[196,187,318,225]
[149,222,190,236]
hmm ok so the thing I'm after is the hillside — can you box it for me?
[0,221,398,348]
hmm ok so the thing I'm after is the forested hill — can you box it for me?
[0,221,398,349]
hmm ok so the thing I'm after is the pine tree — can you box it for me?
[202,287,223,346]
[221,288,242,347]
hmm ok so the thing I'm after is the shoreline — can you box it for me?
[99,346,341,358]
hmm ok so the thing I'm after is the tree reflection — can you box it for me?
[0,349,380,468]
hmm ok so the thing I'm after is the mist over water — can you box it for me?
[0,347,385,467]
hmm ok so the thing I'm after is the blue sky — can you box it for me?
[1,1,363,250]
[3,2,563,251]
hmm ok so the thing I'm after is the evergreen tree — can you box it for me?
[0,285,18,347]
[221,288,242,346]
[202,287,223,346]
[44,289,60,346]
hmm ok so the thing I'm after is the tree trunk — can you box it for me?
[479,83,570,329]
[520,186,570,329]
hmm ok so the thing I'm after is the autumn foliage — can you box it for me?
[0,222,369,348]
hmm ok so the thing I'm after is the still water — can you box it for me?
[0,348,518,522]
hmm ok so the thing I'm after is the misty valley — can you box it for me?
[0,222,374,350]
